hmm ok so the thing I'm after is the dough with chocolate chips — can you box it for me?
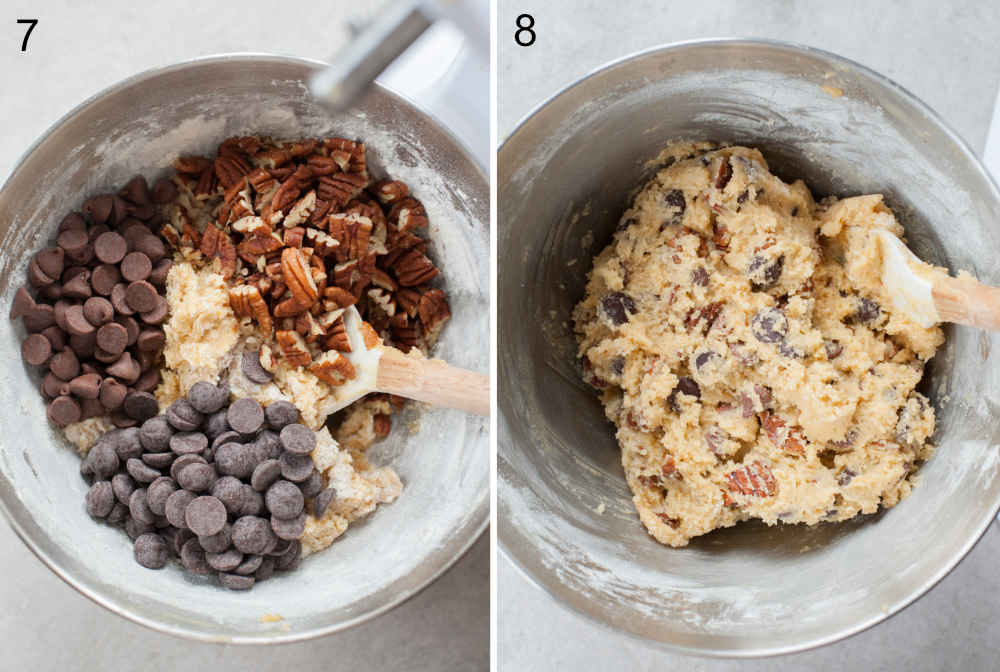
[573,144,944,547]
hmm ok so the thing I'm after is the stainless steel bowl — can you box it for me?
[498,39,1000,656]
[0,54,489,643]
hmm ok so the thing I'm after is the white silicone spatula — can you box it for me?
[876,229,1000,330]
[322,305,489,416]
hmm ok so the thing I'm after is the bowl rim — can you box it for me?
[498,36,1000,658]
[0,51,488,645]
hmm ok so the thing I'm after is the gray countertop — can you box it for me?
[498,0,1000,669]
[0,1,486,670]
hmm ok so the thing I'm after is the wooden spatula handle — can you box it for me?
[376,347,489,416]
[932,275,1000,331]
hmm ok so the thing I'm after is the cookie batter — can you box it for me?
[573,144,944,547]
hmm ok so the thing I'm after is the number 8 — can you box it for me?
[515,14,536,47]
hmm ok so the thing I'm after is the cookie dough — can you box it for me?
[573,144,944,547]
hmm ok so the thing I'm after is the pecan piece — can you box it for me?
[236,235,283,264]
[323,316,351,352]
[396,288,421,318]
[275,329,312,368]
[726,461,777,497]
[417,288,450,339]
[214,155,252,189]
[281,247,319,305]
[200,225,237,278]
[323,286,358,308]
[306,155,339,176]
[394,248,438,286]
[283,227,306,248]
[372,180,409,204]
[283,190,317,229]
[174,156,212,174]
[229,285,273,336]
[373,413,391,438]
[388,197,428,232]
[760,411,805,455]
[318,173,367,206]
[309,350,357,386]
[274,296,310,318]
[232,215,271,237]
[295,311,327,343]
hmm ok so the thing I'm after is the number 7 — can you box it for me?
[17,19,38,52]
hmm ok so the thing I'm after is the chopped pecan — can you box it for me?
[305,227,340,256]
[200,225,237,278]
[417,288,450,338]
[372,268,397,292]
[174,156,212,174]
[306,155,339,176]
[309,350,357,386]
[218,136,262,159]
[276,329,312,367]
[323,316,351,352]
[274,296,310,318]
[283,227,305,248]
[393,248,438,287]
[726,461,777,497]
[368,288,396,317]
[283,190,317,228]
[295,311,327,342]
[373,413,391,438]
[281,247,319,305]
[712,221,731,251]
[656,513,681,529]
[388,197,428,232]
[323,286,358,308]
[236,235,283,264]
[323,138,366,174]
[256,148,292,169]
[214,155,253,189]
[396,287,421,318]
[232,215,271,237]
[760,411,805,455]
[229,285,273,336]
[195,166,218,197]
[284,139,318,157]
[318,173,367,206]
[372,180,409,204]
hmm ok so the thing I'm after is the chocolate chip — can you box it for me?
[69,332,96,359]
[662,189,686,227]
[57,228,89,256]
[271,513,305,541]
[279,423,315,456]
[106,502,128,525]
[255,430,282,459]
[616,216,637,232]
[185,495,227,537]
[21,333,52,366]
[854,297,881,324]
[133,235,166,264]
[47,395,81,427]
[206,547,243,572]
[59,212,87,233]
[214,443,256,479]
[133,532,168,569]
[99,378,128,410]
[751,307,788,344]
[275,540,301,570]
[40,283,63,300]
[111,411,138,428]
[35,247,65,280]
[94,231,128,265]
[10,286,35,320]
[837,468,856,486]
[149,259,172,287]
[95,322,128,355]
[609,356,625,377]
[64,305,95,337]
[124,517,154,541]
[24,304,56,332]
[264,400,299,430]
[668,377,701,412]
[177,462,217,492]
[123,390,158,420]
[90,440,120,479]
[111,427,143,461]
[142,451,176,470]
[86,481,115,518]
[164,489,197,529]
[107,352,141,385]
[232,516,275,555]
[255,556,276,581]
[212,476,246,516]
[219,572,255,591]
[240,485,264,516]
[234,554,264,576]
[166,398,203,431]
[126,457,160,484]
[187,381,228,414]
[120,252,152,282]
[117,316,140,346]
[42,373,70,398]
[180,538,212,574]
[110,283,134,315]
[112,473,135,505]
[313,488,336,518]
[27,259,56,287]
[82,194,114,224]
[170,431,207,456]
[146,477,177,516]
[692,267,710,287]
[125,281,157,313]
[128,487,155,524]
[139,295,168,325]
[227,397,264,435]
[140,417,175,452]
[170,454,206,481]
[250,459,282,492]
[205,413,231,442]
[40,325,67,354]
[68,373,101,399]
[600,292,637,326]
[121,175,151,205]
[748,254,784,292]
[82,297,113,327]
[241,350,274,384]
[152,178,177,204]
[279,451,314,482]
[134,368,160,393]
[778,342,806,359]
[265,480,304,519]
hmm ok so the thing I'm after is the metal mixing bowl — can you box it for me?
[498,39,1000,656]
[0,54,488,643]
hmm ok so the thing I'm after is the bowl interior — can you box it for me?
[499,40,1000,655]
[0,55,488,642]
